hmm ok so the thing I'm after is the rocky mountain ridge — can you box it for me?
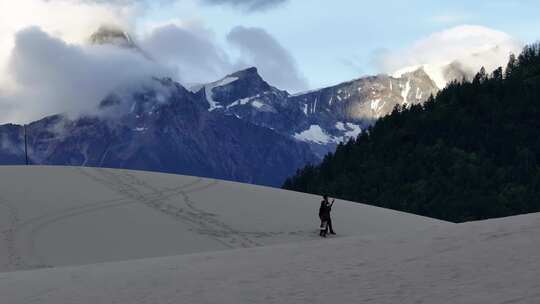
[196,66,438,156]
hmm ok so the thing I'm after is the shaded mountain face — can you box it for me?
[196,67,438,157]
[0,124,26,165]
[1,78,317,186]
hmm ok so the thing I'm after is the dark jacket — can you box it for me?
[319,201,332,220]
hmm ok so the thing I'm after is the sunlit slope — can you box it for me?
[0,166,447,272]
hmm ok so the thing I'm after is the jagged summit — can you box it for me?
[197,67,276,111]
[223,66,272,92]
[401,66,430,78]
[188,64,439,158]
[228,66,259,78]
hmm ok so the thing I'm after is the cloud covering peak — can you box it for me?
[0,0,304,124]
[1,27,171,123]
[376,25,523,88]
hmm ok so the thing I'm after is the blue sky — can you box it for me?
[140,0,540,89]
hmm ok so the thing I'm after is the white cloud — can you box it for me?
[140,22,233,86]
[0,0,314,125]
[0,0,162,124]
[0,0,306,124]
[376,25,523,87]
[141,23,308,91]
[227,26,308,92]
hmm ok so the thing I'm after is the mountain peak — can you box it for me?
[228,67,261,79]
[225,66,272,92]
[402,66,430,79]
[199,67,275,111]
[89,25,136,49]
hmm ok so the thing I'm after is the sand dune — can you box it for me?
[0,166,446,273]
[1,199,538,303]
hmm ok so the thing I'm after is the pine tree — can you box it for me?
[505,53,517,79]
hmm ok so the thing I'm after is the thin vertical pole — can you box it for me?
[24,124,28,165]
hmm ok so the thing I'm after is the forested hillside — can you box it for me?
[284,43,540,223]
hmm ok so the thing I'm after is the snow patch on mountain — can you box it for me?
[370,99,382,111]
[344,123,361,138]
[302,103,309,115]
[251,100,265,109]
[294,125,335,144]
[394,64,447,89]
[415,87,422,99]
[295,123,362,145]
[226,96,252,109]
[401,79,412,104]
[290,88,320,97]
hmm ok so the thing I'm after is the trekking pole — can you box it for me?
[24,124,29,165]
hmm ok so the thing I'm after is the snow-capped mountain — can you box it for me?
[195,66,438,157]
[392,45,517,89]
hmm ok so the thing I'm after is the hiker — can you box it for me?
[319,195,336,237]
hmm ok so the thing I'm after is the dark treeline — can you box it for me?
[284,43,540,223]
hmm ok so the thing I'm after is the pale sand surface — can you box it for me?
[0,166,446,272]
